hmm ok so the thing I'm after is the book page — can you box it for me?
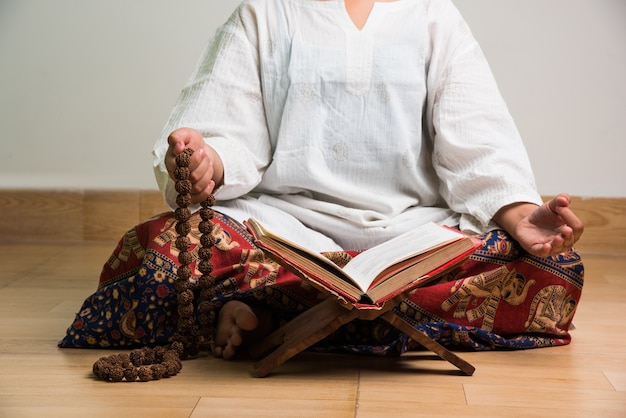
[365,237,476,303]
[267,237,365,299]
[342,222,463,292]
[245,218,367,297]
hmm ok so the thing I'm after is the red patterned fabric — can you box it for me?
[59,211,584,353]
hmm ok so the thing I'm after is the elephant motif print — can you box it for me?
[524,285,577,335]
[441,266,536,332]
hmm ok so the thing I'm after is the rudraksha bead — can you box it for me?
[174,279,190,293]
[201,195,216,207]
[198,275,215,289]
[164,360,180,376]
[129,349,145,366]
[198,220,213,234]
[200,234,216,248]
[177,303,195,318]
[175,148,193,167]
[199,207,214,220]
[178,289,194,305]
[175,179,192,194]
[151,364,167,379]
[198,260,214,275]
[177,251,193,266]
[176,193,192,208]
[142,348,156,365]
[170,341,185,355]
[124,367,139,382]
[175,221,192,236]
[174,166,190,180]
[200,288,216,302]
[198,310,216,327]
[174,207,192,222]
[176,318,195,333]
[137,366,153,382]
[198,247,213,261]
[175,236,191,252]
[176,265,192,281]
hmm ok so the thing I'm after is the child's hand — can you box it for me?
[166,128,224,204]
[515,194,584,257]
[494,194,584,257]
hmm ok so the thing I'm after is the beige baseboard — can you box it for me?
[561,196,626,255]
[0,190,624,254]
[0,190,170,242]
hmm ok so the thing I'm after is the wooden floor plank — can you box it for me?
[0,243,625,417]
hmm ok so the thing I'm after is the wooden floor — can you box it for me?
[0,241,624,417]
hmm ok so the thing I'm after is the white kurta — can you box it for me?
[153,0,542,251]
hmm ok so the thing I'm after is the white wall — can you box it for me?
[454,0,626,198]
[1,0,624,197]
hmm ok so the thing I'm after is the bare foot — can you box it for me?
[213,300,268,359]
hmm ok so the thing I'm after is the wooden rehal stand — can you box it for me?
[250,291,476,377]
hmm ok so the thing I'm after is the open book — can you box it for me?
[245,219,481,307]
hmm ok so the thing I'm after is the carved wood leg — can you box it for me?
[251,297,359,377]
[381,311,475,376]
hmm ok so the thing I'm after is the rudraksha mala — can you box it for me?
[92,148,217,382]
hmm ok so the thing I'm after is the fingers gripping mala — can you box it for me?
[92,148,217,382]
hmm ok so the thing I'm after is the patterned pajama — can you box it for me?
[59,210,584,354]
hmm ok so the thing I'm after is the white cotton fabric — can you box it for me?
[153,0,542,252]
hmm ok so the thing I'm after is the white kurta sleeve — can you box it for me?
[152,5,271,209]
[424,0,542,231]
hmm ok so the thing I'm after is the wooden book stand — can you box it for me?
[249,291,476,377]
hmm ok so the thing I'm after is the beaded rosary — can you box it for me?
[92,148,217,382]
